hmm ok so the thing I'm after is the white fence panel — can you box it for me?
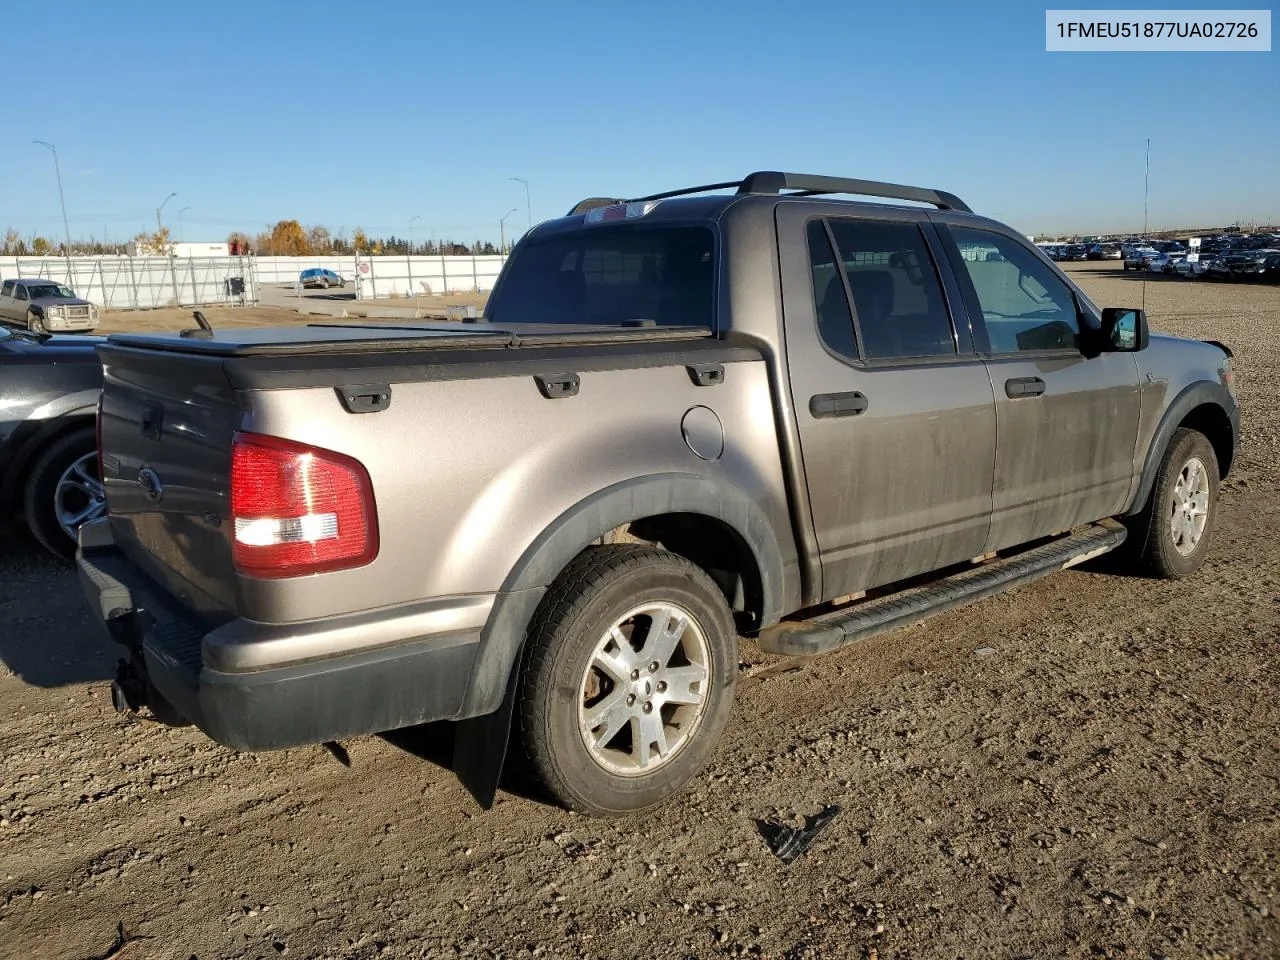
[0,256,256,309]
[353,255,507,299]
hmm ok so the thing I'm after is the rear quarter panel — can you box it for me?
[240,358,796,623]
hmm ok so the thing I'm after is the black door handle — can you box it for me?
[1005,377,1046,399]
[809,391,869,419]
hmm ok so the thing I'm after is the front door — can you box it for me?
[937,223,1142,551]
[777,204,998,601]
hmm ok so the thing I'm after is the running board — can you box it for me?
[758,520,1127,657]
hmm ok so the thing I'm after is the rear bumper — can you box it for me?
[77,520,483,751]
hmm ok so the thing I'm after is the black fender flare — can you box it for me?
[459,471,787,718]
[450,472,788,809]
[1125,380,1238,516]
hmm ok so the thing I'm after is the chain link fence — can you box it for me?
[0,256,257,309]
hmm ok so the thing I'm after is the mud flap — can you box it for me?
[452,656,522,809]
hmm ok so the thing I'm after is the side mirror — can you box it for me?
[1099,307,1149,352]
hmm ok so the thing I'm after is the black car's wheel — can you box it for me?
[516,544,738,816]
[27,310,46,334]
[1127,428,1220,579]
[23,427,105,562]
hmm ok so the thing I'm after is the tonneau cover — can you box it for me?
[106,322,713,357]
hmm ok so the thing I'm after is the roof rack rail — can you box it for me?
[737,171,971,212]
[566,171,971,218]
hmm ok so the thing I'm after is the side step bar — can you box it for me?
[758,520,1127,657]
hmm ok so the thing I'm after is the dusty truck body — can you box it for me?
[79,172,1238,815]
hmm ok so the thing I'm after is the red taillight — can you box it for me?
[230,432,378,579]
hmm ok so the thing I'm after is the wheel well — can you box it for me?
[1,415,95,514]
[1179,403,1234,478]
[616,513,764,633]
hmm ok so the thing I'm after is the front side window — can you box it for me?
[826,218,956,360]
[949,226,1080,353]
[488,225,715,327]
[15,285,28,301]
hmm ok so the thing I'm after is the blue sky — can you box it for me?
[2,0,1276,245]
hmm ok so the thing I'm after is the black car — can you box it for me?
[1061,243,1088,261]
[0,327,105,559]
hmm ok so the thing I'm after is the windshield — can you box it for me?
[487,225,715,327]
[27,283,76,298]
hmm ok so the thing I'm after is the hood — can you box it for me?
[31,295,93,307]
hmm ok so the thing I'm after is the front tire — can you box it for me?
[23,427,105,562]
[27,310,46,333]
[516,545,738,816]
[1129,428,1220,578]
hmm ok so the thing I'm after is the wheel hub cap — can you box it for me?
[578,602,711,777]
[1170,456,1210,557]
[54,452,106,541]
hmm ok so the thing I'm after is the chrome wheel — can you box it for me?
[54,452,105,541]
[1170,456,1210,556]
[578,602,711,776]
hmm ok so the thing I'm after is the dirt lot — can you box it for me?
[96,291,491,335]
[2,264,1277,960]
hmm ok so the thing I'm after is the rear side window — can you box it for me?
[0,281,12,296]
[948,226,1079,353]
[806,220,857,358]
[826,219,956,360]
[488,225,715,327]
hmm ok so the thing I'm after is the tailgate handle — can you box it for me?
[809,391,868,419]
[687,362,725,387]
[336,384,392,414]
[534,372,580,399]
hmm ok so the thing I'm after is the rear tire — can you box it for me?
[23,427,104,562]
[1127,428,1219,579]
[515,544,738,816]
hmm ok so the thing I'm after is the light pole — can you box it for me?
[509,177,531,232]
[409,215,420,255]
[499,208,518,256]
[33,140,72,256]
[178,206,191,242]
[156,192,177,238]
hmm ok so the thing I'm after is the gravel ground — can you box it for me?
[1,263,1277,960]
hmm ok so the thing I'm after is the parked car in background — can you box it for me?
[1144,252,1178,274]
[0,327,105,560]
[1061,244,1088,261]
[0,279,100,333]
[1212,249,1280,281]
[1123,247,1158,271]
[1171,256,1211,279]
[1088,243,1122,260]
[299,268,345,289]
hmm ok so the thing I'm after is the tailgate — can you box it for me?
[98,344,242,617]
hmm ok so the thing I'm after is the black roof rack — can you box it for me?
[567,171,971,216]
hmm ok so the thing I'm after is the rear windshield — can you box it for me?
[487,225,715,327]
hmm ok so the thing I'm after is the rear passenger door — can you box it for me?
[935,223,1142,551]
[0,280,13,320]
[777,203,997,601]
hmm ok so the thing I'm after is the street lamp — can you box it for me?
[509,177,531,232]
[156,192,177,236]
[178,206,191,242]
[32,141,72,256]
[499,208,518,255]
